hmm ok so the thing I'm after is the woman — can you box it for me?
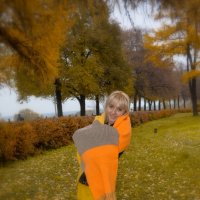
[73,91,132,200]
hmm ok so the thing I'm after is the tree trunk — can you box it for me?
[158,100,161,110]
[189,78,198,116]
[177,96,180,109]
[187,44,198,116]
[153,101,156,110]
[144,98,146,111]
[54,78,63,117]
[162,99,166,110]
[138,96,141,111]
[173,99,176,109]
[183,97,186,108]
[148,100,152,111]
[169,100,171,109]
[79,95,86,116]
[133,94,137,111]
[95,95,100,115]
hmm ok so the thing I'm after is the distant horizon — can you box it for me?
[0,87,104,119]
[1,108,103,121]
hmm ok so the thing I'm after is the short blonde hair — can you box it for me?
[105,91,130,114]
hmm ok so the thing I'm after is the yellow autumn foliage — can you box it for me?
[0,0,75,83]
[182,70,200,83]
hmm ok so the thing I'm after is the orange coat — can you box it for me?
[74,113,132,200]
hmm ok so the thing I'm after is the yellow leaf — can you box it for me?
[182,70,200,83]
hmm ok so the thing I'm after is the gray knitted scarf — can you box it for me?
[73,120,119,155]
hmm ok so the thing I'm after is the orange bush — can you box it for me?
[0,110,191,162]
[130,110,177,127]
[0,122,17,161]
[32,116,93,150]
[13,122,37,159]
[0,116,94,162]
[0,122,37,161]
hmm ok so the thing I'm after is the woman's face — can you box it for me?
[105,102,126,125]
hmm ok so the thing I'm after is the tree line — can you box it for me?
[0,0,199,117]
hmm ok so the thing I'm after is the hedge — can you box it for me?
[0,116,93,162]
[0,109,190,162]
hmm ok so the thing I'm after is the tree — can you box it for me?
[122,28,180,111]
[60,0,132,116]
[143,0,200,115]
[122,28,144,110]
[59,4,104,115]
[0,1,78,117]
[110,0,200,115]
[14,108,42,121]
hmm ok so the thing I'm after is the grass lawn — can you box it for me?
[0,113,200,200]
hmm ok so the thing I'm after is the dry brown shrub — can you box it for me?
[0,122,17,161]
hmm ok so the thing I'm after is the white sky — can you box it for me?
[0,87,98,118]
[111,3,160,30]
[0,5,160,119]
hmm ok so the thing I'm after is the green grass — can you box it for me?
[0,145,78,200]
[117,113,200,200]
[0,113,200,200]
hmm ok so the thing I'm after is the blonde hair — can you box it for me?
[105,91,130,114]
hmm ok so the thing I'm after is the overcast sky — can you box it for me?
[0,87,101,118]
[0,6,159,119]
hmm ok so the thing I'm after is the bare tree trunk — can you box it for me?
[153,101,156,110]
[173,99,176,109]
[78,95,86,116]
[158,100,161,110]
[187,44,198,116]
[189,78,198,116]
[169,100,171,109]
[133,94,137,111]
[177,95,180,109]
[144,98,146,111]
[54,78,63,117]
[95,95,100,115]
[138,96,141,111]
[148,100,152,111]
[163,99,166,110]
[183,97,186,108]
